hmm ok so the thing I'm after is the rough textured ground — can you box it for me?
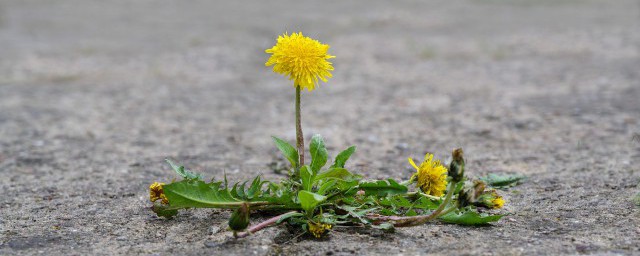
[1,0,639,255]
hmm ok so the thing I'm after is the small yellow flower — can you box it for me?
[265,32,335,91]
[477,190,505,209]
[492,196,505,209]
[149,182,169,204]
[408,154,448,196]
[307,221,332,238]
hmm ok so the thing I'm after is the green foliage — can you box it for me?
[166,159,202,180]
[272,136,299,169]
[439,209,503,225]
[480,173,526,188]
[150,137,505,239]
[315,168,359,183]
[162,175,295,211]
[331,146,356,168]
[277,212,305,224]
[358,179,408,197]
[298,190,327,214]
[163,180,251,209]
[151,203,178,219]
[309,134,329,174]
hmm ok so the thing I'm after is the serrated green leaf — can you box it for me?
[358,179,408,197]
[314,168,356,182]
[337,205,378,224]
[298,190,327,214]
[413,195,440,210]
[309,134,328,174]
[247,176,266,199]
[379,209,396,216]
[166,159,202,180]
[439,210,502,225]
[331,146,356,168]
[272,136,299,169]
[164,180,265,209]
[480,173,526,188]
[379,196,412,209]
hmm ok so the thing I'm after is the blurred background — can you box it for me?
[0,0,639,254]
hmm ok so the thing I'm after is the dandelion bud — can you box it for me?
[448,148,465,183]
[457,180,486,208]
[228,203,250,232]
[475,190,505,209]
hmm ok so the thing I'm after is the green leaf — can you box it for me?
[246,176,268,199]
[480,173,526,188]
[331,146,356,168]
[276,212,305,224]
[309,134,328,174]
[633,192,640,207]
[300,166,314,191]
[358,179,408,197]
[337,205,378,224]
[298,190,327,214]
[317,179,338,195]
[272,136,299,169]
[151,203,179,219]
[164,180,264,209]
[439,210,502,225]
[336,179,361,194]
[166,159,202,180]
[314,168,357,182]
[413,195,440,210]
[405,209,418,216]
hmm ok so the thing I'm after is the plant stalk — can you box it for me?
[295,86,305,166]
[234,211,298,238]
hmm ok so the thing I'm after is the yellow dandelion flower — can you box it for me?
[492,196,505,209]
[307,221,332,238]
[149,182,169,204]
[476,190,505,209]
[408,153,448,196]
[265,32,335,91]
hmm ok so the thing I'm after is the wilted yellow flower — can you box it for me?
[149,182,169,204]
[265,32,335,91]
[307,221,332,238]
[492,196,505,209]
[476,190,505,209]
[408,154,448,196]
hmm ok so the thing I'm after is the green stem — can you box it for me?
[295,86,305,166]
[436,205,457,218]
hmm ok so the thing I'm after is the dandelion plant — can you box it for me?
[148,32,510,239]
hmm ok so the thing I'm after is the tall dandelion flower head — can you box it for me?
[265,32,335,91]
[408,154,449,196]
